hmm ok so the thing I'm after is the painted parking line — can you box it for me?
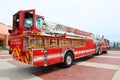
[108,52,120,54]
[108,51,120,54]
[0,56,12,59]
[0,55,12,61]
[0,54,11,56]
[112,68,120,80]
[2,58,13,61]
[108,52,120,55]
[95,55,120,59]
[76,62,119,70]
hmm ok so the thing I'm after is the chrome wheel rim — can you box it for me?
[66,56,72,65]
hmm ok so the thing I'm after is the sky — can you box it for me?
[0,0,120,42]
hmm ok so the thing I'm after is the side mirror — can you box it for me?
[8,30,13,34]
[43,22,46,25]
[42,17,45,20]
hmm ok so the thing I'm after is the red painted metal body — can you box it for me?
[9,9,109,67]
[10,35,23,51]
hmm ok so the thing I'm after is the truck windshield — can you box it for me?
[36,17,42,29]
[24,18,32,28]
[24,12,33,28]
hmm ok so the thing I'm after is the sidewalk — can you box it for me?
[0,59,43,80]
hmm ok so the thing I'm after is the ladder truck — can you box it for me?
[8,9,109,67]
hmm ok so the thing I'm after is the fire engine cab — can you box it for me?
[8,9,109,67]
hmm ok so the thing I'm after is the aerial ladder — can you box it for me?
[41,22,92,39]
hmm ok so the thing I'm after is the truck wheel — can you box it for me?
[9,50,12,54]
[104,50,108,54]
[97,49,102,55]
[63,52,73,68]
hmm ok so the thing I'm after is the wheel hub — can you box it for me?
[66,56,72,65]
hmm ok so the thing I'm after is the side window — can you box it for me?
[13,13,19,30]
[36,17,42,29]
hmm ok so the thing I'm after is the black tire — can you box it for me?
[9,50,12,54]
[63,52,73,68]
[96,49,102,55]
[103,50,108,54]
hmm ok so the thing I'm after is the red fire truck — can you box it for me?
[8,9,109,67]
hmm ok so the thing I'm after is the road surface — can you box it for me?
[0,50,120,80]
